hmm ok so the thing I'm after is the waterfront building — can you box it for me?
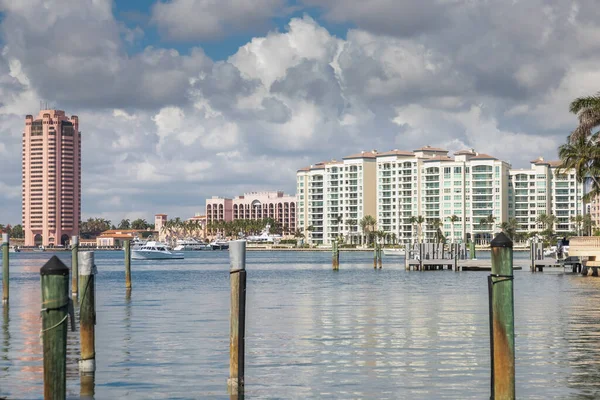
[205,191,296,234]
[588,195,600,232]
[96,229,141,247]
[508,157,584,235]
[155,214,167,241]
[22,110,81,247]
[375,147,510,244]
[296,152,377,245]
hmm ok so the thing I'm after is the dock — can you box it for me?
[404,242,581,272]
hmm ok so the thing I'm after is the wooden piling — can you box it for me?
[373,245,377,268]
[124,240,132,289]
[2,233,8,303]
[79,252,96,374]
[71,235,79,299]
[228,240,246,395]
[489,232,515,400]
[470,240,476,260]
[378,245,382,268]
[41,256,72,400]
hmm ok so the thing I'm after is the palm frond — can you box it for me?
[570,93,600,114]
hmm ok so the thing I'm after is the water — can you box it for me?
[1,250,600,399]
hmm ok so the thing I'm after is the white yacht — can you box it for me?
[544,238,569,260]
[210,239,229,250]
[174,238,210,251]
[131,241,184,260]
[246,224,282,243]
[8,245,20,253]
[383,248,406,257]
[131,237,148,250]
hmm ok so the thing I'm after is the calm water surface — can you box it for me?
[1,250,600,399]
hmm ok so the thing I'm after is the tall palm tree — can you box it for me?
[583,214,595,236]
[448,215,459,243]
[359,217,369,246]
[568,93,600,140]
[415,215,425,243]
[498,218,519,241]
[571,214,584,236]
[558,133,600,200]
[345,219,357,244]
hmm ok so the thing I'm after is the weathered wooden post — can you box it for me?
[71,235,79,299]
[79,252,96,374]
[488,232,515,400]
[529,242,535,272]
[332,240,339,270]
[378,244,383,268]
[2,233,8,303]
[373,245,377,268]
[470,240,476,260]
[228,240,246,395]
[41,256,73,400]
[124,240,132,289]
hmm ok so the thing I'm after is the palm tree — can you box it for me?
[498,218,519,241]
[345,219,357,244]
[558,133,600,200]
[359,215,377,247]
[429,218,444,243]
[571,214,584,236]
[448,215,459,243]
[536,213,557,244]
[359,217,369,246]
[583,214,595,236]
[568,93,600,140]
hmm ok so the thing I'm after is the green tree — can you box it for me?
[536,213,557,244]
[583,214,595,236]
[498,218,519,241]
[10,224,24,238]
[131,218,149,230]
[448,215,459,243]
[118,219,131,230]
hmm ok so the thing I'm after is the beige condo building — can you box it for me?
[509,157,584,235]
[296,151,377,245]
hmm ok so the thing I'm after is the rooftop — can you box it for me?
[343,151,378,159]
[414,145,448,152]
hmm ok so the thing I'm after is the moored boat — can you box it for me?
[9,245,20,253]
[210,239,229,250]
[131,241,184,260]
[174,238,210,251]
[383,248,406,256]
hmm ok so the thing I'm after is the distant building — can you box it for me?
[188,214,207,237]
[96,229,141,247]
[297,147,587,245]
[509,157,584,235]
[22,110,81,247]
[205,191,296,234]
[155,214,167,241]
[589,195,600,232]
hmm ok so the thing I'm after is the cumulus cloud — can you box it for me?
[0,0,598,225]
[152,0,287,41]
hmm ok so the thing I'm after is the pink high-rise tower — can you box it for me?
[22,110,81,247]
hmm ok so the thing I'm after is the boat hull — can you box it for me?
[131,250,185,260]
[210,243,229,250]
[383,249,405,257]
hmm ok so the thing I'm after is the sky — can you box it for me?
[0,0,597,226]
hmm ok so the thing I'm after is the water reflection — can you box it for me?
[3,252,600,398]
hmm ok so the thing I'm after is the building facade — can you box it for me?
[296,152,377,245]
[508,157,584,235]
[205,191,296,234]
[22,110,81,247]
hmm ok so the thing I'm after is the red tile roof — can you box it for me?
[343,151,377,159]
[422,155,454,162]
[470,153,498,160]
[414,145,448,152]
[454,149,477,155]
[376,150,414,157]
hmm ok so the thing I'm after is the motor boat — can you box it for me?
[33,245,45,252]
[8,245,20,253]
[383,248,406,256]
[544,238,569,260]
[174,238,210,251]
[246,224,281,243]
[131,237,148,250]
[210,239,229,250]
[131,241,184,260]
